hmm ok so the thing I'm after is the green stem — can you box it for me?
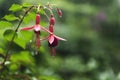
[1,6,34,70]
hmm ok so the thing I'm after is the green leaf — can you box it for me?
[0,21,13,28]
[0,38,6,48]
[22,3,32,7]
[10,51,34,66]
[9,4,22,12]
[3,29,17,41]
[23,12,36,24]
[4,14,18,21]
[40,21,48,26]
[3,30,33,49]
[39,9,45,14]
[14,31,33,49]
[39,76,62,80]
[0,48,3,53]
[9,63,19,71]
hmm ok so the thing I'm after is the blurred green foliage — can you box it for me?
[0,0,120,80]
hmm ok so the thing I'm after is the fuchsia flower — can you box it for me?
[57,8,62,17]
[21,14,66,56]
[21,14,42,50]
[48,15,66,56]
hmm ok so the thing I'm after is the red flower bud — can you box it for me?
[57,8,62,17]
[50,15,55,25]
[36,14,40,24]
[49,25,54,32]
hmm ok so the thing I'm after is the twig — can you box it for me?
[1,6,34,69]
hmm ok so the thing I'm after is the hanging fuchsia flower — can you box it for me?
[21,14,45,50]
[21,13,66,56]
[48,25,66,56]
[21,14,41,50]
[57,8,62,17]
[48,15,66,56]
[48,25,66,44]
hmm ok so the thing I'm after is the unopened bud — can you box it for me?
[57,8,62,17]
[36,14,40,24]
[50,15,55,25]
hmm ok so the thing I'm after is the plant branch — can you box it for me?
[1,6,34,69]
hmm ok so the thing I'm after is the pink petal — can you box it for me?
[34,25,41,31]
[54,35,67,41]
[41,26,67,41]
[41,26,53,34]
[48,35,54,44]
[21,26,34,30]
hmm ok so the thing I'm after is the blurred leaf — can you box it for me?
[3,29,17,41]
[0,48,3,53]
[10,51,34,66]
[39,76,62,80]
[9,63,19,71]
[23,12,36,24]
[14,31,33,49]
[86,58,98,70]
[0,21,13,28]
[0,38,6,48]
[0,53,4,64]
[40,21,48,27]
[46,57,62,70]
[61,56,86,72]
[39,9,45,14]
[4,14,18,21]
[22,3,32,7]
[79,4,97,14]
[9,4,22,12]
[99,70,116,80]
